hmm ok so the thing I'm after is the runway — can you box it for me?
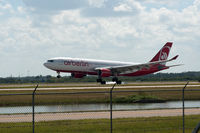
[0,84,200,91]
[0,108,200,123]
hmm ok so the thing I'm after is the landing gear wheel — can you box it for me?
[97,70,106,84]
[97,78,106,84]
[112,77,118,82]
[112,77,121,84]
[97,78,102,83]
[56,71,61,78]
[57,75,61,78]
[101,81,106,84]
[116,80,122,84]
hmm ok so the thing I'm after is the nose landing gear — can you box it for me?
[57,71,61,78]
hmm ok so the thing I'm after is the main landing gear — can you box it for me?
[97,70,122,84]
[96,70,106,84]
[96,77,122,84]
[112,77,122,84]
[96,78,106,84]
[96,77,122,85]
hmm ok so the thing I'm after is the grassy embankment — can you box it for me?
[0,115,199,133]
[0,82,200,106]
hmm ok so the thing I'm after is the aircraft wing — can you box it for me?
[95,55,179,74]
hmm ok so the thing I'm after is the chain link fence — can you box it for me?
[0,83,200,133]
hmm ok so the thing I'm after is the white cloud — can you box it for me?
[0,2,14,14]
[23,0,144,17]
[194,0,200,6]
[114,4,132,12]
[82,0,144,17]
[88,0,106,8]
[0,3,11,10]
[23,0,88,13]
[0,0,200,77]
[137,0,186,7]
[17,6,25,13]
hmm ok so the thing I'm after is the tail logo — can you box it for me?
[159,46,171,61]
[160,52,167,60]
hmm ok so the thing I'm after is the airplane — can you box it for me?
[44,42,180,84]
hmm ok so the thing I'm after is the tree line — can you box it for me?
[0,71,200,84]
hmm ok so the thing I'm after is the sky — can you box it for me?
[0,0,200,77]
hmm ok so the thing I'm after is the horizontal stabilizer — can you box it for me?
[170,55,179,61]
[166,64,184,68]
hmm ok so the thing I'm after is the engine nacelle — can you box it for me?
[71,73,86,78]
[100,68,112,77]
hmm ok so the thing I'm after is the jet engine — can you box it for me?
[100,68,112,77]
[71,73,86,78]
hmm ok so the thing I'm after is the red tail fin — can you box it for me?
[150,42,173,63]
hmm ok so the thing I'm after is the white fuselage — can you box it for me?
[44,57,137,74]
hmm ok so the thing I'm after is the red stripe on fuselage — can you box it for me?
[52,69,98,75]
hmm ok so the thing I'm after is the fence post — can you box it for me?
[32,84,38,133]
[110,83,116,133]
[192,122,200,133]
[182,81,189,133]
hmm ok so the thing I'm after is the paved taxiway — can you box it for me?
[1,84,200,91]
[0,108,200,123]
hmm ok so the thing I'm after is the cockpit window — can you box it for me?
[47,60,54,62]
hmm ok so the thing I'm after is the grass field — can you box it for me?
[0,115,199,133]
[0,82,200,106]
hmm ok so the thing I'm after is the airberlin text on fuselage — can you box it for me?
[64,60,89,67]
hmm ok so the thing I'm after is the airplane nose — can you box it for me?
[43,62,49,68]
